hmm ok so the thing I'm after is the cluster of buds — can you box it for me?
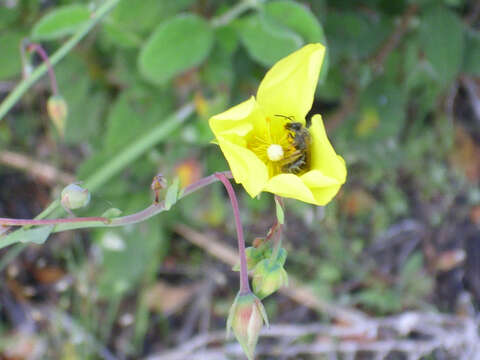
[252,255,288,299]
[235,238,289,300]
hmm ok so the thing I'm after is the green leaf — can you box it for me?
[463,29,480,76]
[0,226,53,249]
[54,57,107,145]
[111,0,194,34]
[264,1,326,44]
[31,4,90,41]
[96,215,166,297]
[164,177,180,210]
[419,6,464,86]
[264,0,329,81]
[274,197,284,225]
[102,208,123,218]
[138,14,214,85]
[239,14,303,67]
[0,31,24,80]
[102,20,142,49]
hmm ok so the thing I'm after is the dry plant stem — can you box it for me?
[27,43,59,95]
[147,312,479,360]
[215,172,251,294]
[0,150,75,184]
[0,172,233,230]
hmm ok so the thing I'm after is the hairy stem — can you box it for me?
[215,173,251,294]
[0,0,121,122]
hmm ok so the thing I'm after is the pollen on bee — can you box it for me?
[267,144,284,162]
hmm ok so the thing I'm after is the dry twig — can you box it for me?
[146,312,480,360]
[0,150,75,185]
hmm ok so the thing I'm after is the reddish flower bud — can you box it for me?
[61,184,90,210]
[227,292,268,360]
[47,95,68,136]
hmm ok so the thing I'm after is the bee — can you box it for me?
[275,115,311,174]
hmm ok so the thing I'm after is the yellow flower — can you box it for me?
[209,44,346,205]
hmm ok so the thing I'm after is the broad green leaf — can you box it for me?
[102,20,142,49]
[264,0,329,81]
[0,31,23,80]
[239,14,303,67]
[264,1,326,44]
[0,6,19,31]
[102,208,123,218]
[463,29,480,76]
[0,226,53,249]
[31,4,90,41]
[355,78,406,140]
[103,88,172,153]
[96,213,166,297]
[111,0,194,34]
[419,6,464,86]
[164,178,180,210]
[54,57,107,145]
[138,14,214,85]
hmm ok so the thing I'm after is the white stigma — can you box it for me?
[267,144,284,161]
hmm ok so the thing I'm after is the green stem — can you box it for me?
[270,195,284,262]
[210,0,258,27]
[84,104,194,192]
[0,0,121,122]
[0,172,233,235]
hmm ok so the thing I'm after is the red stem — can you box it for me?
[0,216,109,226]
[27,43,59,95]
[0,172,233,228]
[215,172,251,294]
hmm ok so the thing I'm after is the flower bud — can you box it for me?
[252,259,288,299]
[233,246,270,272]
[227,292,269,360]
[61,184,90,210]
[47,95,68,136]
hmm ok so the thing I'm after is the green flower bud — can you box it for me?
[233,246,265,272]
[47,95,68,136]
[227,292,269,360]
[252,259,288,299]
[61,184,90,210]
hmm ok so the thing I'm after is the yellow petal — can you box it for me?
[263,174,316,204]
[309,114,347,183]
[256,43,325,124]
[301,170,343,205]
[216,136,269,197]
[209,96,262,137]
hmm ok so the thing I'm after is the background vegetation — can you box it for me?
[1,0,480,359]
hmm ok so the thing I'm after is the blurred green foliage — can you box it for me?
[1,0,479,357]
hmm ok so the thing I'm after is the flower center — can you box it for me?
[267,144,284,161]
[246,116,302,177]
